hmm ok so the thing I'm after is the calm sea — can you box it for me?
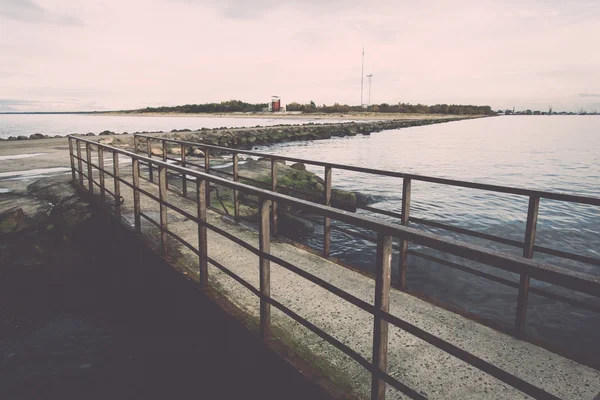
[1,113,598,359]
[255,115,600,359]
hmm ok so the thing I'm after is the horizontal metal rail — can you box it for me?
[135,134,600,206]
[70,135,597,400]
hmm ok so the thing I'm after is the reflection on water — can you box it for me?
[258,116,600,362]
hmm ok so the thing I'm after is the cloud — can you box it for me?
[0,0,81,25]
[176,0,363,19]
[579,93,600,98]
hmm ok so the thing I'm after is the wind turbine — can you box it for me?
[367,74,373,106]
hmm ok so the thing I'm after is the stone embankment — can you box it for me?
[0,116,474,143]
[160,117,469,149]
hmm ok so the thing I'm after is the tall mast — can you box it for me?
[360,47,364,107]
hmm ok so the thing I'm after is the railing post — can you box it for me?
[113,152,121,220]
[259,198,272,340]
[372,234,393,400]
[158,164,168,256]
[233,153,240,221]
[68,137,76,182]
[133,135,138,154]
[98,146,105,202]
[132,158,141,233]
[205,147,211,207]
[323,166,332,257]
[76,139,84,187]
[271,158,278,236]
[515,196,539,337]
[162,139,168,190]
[86,143,93,193]
[181,144,187,197]
[147,137,153,182]
[398,177,411,289]
[197,178,208,288]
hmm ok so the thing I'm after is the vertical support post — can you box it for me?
[86,143,93,193]
[68,137,76,182]
[98,146,105,202]
[113,152,121,220]
[133,135,138,154]
[162,139,168,190]
[372,234,392,400]
[132,158,141,233]
[147,137,153,182]
[233,153,240,221]
[76,140,84,187]
[323,166,332,257]
[515,196,539,337]
[205,148,211,207]
[259,199,272,340]
[181,144,187,197]
[271,158,278,236]
[158,164,168,256]
[197,178,208,288]
[398,177,411,289]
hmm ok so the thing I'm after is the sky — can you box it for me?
[1,0,599,112]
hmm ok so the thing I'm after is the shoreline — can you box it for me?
[95,111,482,121]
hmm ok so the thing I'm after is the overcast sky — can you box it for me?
[1,0,599,112]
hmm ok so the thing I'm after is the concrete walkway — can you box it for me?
[92,164,600,400]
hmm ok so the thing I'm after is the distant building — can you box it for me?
[267,96,285,112]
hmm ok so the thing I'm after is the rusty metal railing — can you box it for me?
[134,134,600,339]
[69,135,600,400]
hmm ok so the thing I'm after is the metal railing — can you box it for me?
[134,134,600,338]
[69,135,600,400]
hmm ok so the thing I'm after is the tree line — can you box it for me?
[132,100,495,116]
[286,101,494,115]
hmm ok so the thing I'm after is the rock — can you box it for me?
[150,147,163,156]
[192,148,205,157]
[29,133,44,139]
[53,135,62,138]
[355,192,376,206]
[99,130,113,136]
[332,189,357,212]
[16,135,28,140]
[0,207,25,234]
[85,133,95,136]
[8,136,16,140]
[290,162,306,171]
[98,137,114,145]
[278,212,315,240]
[170,147,181,155]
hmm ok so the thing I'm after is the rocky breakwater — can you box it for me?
[162,117,467,149]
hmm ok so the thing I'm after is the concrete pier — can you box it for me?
[102,166,600,400]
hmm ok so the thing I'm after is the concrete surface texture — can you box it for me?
[79,156,600,400]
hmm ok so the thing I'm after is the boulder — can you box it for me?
[85,133,95,136]
[290,162,306,171]
[99,130,113,136]
[53,135,62,138]
[16,135,28,140]
[29,133,44,139]
[0,207,25,234]
[98,137,114,145]
[170,147,181,155]
[278,212,315,240]
[150,147,163,156]
[7,136,16,140]
[192,148,205,157]
[331,189,357,212]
